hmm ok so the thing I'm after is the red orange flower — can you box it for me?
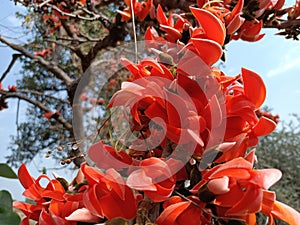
[117,0,154,21]
[43,110,60,121]
[191,155,282,216]
[13,164,85,225]
[156,196,210,225]
[81,163,138,220]
[126,157,176,202]
[88,140,134,171]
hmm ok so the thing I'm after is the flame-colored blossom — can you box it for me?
[13,164,85,225]
[156,196,210,225]
[127,157,177,202]
[81,163,138,220]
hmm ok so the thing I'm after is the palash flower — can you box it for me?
[232,20,265,42]
[217,68,277,162]
[180,7,226,66]
[202,0,245,35]
[80,163,138,220]
[13,164,85,225]
[190,7,226,46]
[156,196,210,225]
[88,140,134,171]
[156,4,191,43]
[191,151,300,224]
[108,63,226,153]
[126,157,179,202]
[117,0,154,21]
[43,110,60,121]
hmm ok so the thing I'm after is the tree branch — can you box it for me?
[54,35,100,43]
[44,38,84,57]
[48,3,111,28]
[0,54,22,82]
[18,89,70,104]
[0,90,73,131]
[0,35,73,86]
[83,13,127,70]
[264,18,300,30]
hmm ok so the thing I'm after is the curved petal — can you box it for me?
[225,184,263,216]
[242,68,266,109]
[127,169,157,191]
[104,168,126,200]
[210,157,253,178]
[65,208,100,223]
[99,187,137,220]
[145,26,158,40]
[156,4,168,25]
[261,190,276,215]
[241,33,265,42]
[120,58,140,76]
[88,141,132,171]
[83,185,104,218]
[250,169,282,189]
[156,202,191,225]
[176,203,203,225]
[241,21,263,37]
[138,0,152,21]
[177,49,211,77]
[160,24,182,42]
[253,116,276,136]
[144,183,174,202]
[18,164,35,189]
[13,202,37,217]
[191,38,223,65]
[190,7,226,45]
[80,163,104,185]
[227,14,245,35]
[273,0,285,10]
[226,0,244,23]
[141,57,165,74]
[271,201,300,225]
[39,209,54,225]
[207,176,230,195]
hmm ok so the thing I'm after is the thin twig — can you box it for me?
[0,90,72,131]
[264,18,300,29]
[44,38,80,53]
[49,3,111,26]
[0,54,22,82]
[16,98,20,140]
[18,89,70,104]
[0,35,72,85]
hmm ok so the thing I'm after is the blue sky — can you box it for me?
[0,0,300,201]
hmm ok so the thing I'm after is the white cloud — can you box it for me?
[263,36,300,78]
[266,56,300,78]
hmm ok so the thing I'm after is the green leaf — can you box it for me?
[0,191,21,225]
[0,190,13,212]
[0,211,21,225]
[0,164,18,179]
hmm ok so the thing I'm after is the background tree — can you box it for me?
[256,114,300,212]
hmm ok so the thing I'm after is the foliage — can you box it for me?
[0,163,18,179]
[256,114,300,212]
[0,190,21,225]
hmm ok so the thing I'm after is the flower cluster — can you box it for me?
[14,1,300,225]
